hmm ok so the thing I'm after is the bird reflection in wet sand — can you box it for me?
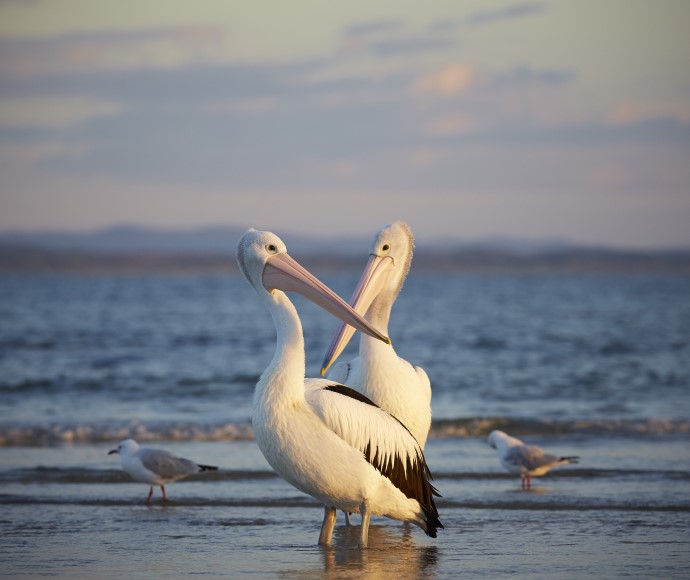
[320,524,439,578]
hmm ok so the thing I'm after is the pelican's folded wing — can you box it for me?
[305,378,440,513]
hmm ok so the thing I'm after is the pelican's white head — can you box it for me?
[367,221,414,300]
[320,221,413,375]
[236,229,288,292]
[108,438,139,456]
[236,229,390,344]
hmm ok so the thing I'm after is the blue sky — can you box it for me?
[1,0,689,248]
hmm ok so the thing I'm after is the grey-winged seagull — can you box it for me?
[487,430,579,489]
[108,438,218,503]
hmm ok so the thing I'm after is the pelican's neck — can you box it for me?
[255,290,306,408]
[359,292,394,352]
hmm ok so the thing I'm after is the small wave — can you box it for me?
[2,466,688,485]
[0,494,321,509]
[1,494,688,513]
[1,416,688,446]
[433,468,690,481]
[437,500,690,513]
[0,421,254,446]
[430,417,690,437]
[0,467,279,485]
[0,337,56,351]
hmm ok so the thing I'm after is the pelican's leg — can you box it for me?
[319,506,337,546]
[526,474,531,489]
[161,485,168,502]
[521,474,526,489]
[359,499,371,548]
[344,511,352,526]
[146,486,154,504]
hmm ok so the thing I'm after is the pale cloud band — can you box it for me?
[0,0,688,248]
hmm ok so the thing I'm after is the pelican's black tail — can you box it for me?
[560,456,580,464]
[422,506,444,538]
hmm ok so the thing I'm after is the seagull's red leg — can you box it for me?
[521,474,526,489]
[146,486,154,504]
[527,474,531,489]
[161,485,168,502]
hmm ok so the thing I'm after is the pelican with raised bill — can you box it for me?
[236,229,442,548]
[320,222,432,449]
[487,430,580,489]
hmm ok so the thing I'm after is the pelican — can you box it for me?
[108,438,218,503]
[487,430,580,489]
[320,222,432,448]
[236,229,442,548]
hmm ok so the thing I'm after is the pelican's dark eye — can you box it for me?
[266,244,278,254]
[381,244,390,252]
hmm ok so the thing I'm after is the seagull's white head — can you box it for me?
[236,229,390,344]
[320,221,413,375]
[487,430,505,450]
[108,438,139,456]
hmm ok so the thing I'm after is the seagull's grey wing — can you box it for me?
[138,449,199,479]
[505,445,559,471]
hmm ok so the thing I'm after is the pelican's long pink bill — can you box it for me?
[320,254,394,375]
[262,252,390,346]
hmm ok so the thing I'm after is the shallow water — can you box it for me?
[1,273,689,577]
[0,437,688,578]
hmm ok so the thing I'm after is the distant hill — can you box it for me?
[0,225,248,254]
[0,225,373,255]
[1,225,689,274]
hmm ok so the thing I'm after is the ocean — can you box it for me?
[1,272,689,577]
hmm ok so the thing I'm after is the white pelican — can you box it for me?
[237,229,442,548]
[487,430,580,489]
[320,222,432,448]
[108,438,218,503]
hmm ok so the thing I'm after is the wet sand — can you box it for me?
[1,437,689,578]
[2,501,688,578]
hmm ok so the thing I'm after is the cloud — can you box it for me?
[0,139,91,166]
[408,148,446,167]
[468,3,547,27]
[340,19,458,58]
[370,36,455,57]
[413,65,475,96]
[0,96,123,129]
[343,20,403,39]
[424,115,474,136]
[307,158,360,179]
[491,65,575,87]
[429,19,460,34]
[0,27,228,78]
[204,97,280,116]
[609,103,690,125]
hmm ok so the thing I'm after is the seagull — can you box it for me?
[108,438,218,503]
[236,229,442,548]
[487,430,579,489]
[321,221,432,448]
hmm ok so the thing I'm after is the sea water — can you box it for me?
[0,273,688,577]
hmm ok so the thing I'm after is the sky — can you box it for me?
[0,0,689,248]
